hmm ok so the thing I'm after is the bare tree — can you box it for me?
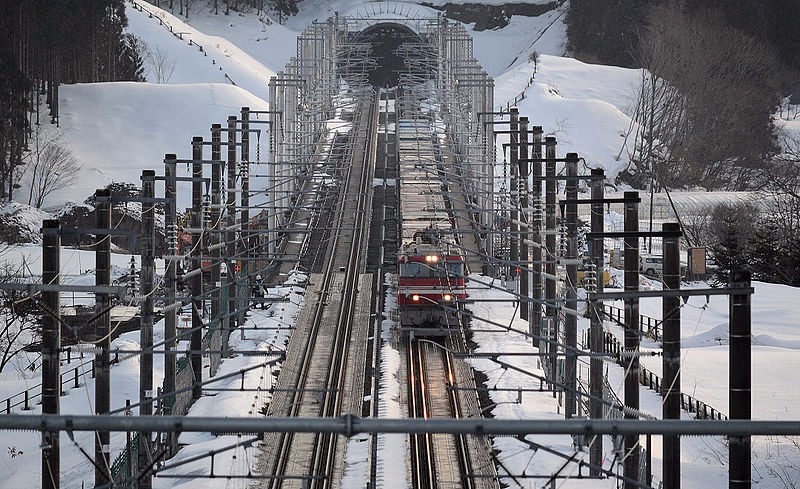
[0,263,39,374]
[21,126,80,208]
[757,436,800,488]
[142,42,175,84]
[766,127,800,200]
[681,204,715,246]
[627,2,781,190]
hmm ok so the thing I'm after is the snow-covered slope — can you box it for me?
[54,82,269,209]
[2,2,798,488]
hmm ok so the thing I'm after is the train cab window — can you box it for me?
[400,262,437,278]
[400,261,464,278]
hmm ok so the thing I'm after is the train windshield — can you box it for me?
[400,262,464,278]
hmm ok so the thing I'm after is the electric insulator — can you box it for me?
[202,196,212,228]
[166,223,178,250]
[129,257,137,291]
[558,224,568,257]
[532,198,544,227]
[585,262,597,293]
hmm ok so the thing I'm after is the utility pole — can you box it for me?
[138,170,156,489]
[191,137,204,401]
[509,108,519,285]
[41,219,60,489]
[589,168,605,472]
[662,221,681,488]
[564,153,578,419]
[95,188,112,487]
[518,116,529,323]
[544,136,557,383]
[225,115,238,352]
[530,126,543,338]
[240,107,251,323]
[729,270,752,489]
[163,154,178,455]
[211,123,222,373]
[623,191,640,489]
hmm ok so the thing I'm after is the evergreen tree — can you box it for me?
[272,0,299,24]
[0,0,146,203]
[707,203,755,286]
[748,221,780,283]
[565,0,654,68]
[117,34,147,82]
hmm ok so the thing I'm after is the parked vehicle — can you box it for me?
[640,255,663,277]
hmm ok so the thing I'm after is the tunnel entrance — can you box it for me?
[353,23,422,87]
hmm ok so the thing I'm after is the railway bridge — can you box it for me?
[251,6,499,488]
[9,4,775,489]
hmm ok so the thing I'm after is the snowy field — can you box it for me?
[1,0,798,487]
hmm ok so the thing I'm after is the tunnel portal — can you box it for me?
[353,23,423,87]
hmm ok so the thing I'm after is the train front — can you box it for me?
[397,239,466,328]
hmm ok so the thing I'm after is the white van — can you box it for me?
[640,255,663,277]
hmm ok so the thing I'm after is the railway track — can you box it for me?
[258,81,498,488]
[407,336,497,489]
[409,339,463,488]
[257,89,379,488]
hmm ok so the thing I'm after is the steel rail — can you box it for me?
[408,339,436,489]
[443,338,476,489]
[312,90,378,489]
[267,132,354,489]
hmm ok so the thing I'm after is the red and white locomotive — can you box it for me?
[398,230,467,327]
[395,116,467,328]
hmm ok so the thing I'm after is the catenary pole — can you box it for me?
[589,168,605,472]
[225,116,238,351]
[138,170,156,489]
[509,108,519,284]
[191,137,204,401]
[518,116,529,322]
[95,188,112,486]
[564,153,578,419]
[729,270,752,489]
[662,221,681,488]
[163,154,178,455]
[623,191,641,488]
[210,124,222,371]
[41,219,60,489]
[544,136,557,383]
[530,126,543,338]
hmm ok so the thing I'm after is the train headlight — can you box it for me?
[443,294,452,301]
[425,255,439,263]
[411,294,420,302]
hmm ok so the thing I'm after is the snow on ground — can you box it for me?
[1,0,799,487]
[471,6,568,75]
[493,54,643,180]
[466,273,800,488]
[635,281,800,422]
[0,251,305,489]
[127,1,279,93]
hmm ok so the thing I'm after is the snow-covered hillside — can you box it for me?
[1,1,798,488]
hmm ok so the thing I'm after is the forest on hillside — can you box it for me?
[566,0,800,285]
[1,0,798,285]
[566,0,800,74]
[0,0,300,210]
[0,0,146,207]
[565,1,800,191]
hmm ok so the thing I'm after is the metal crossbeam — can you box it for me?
[2,415,798,437]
